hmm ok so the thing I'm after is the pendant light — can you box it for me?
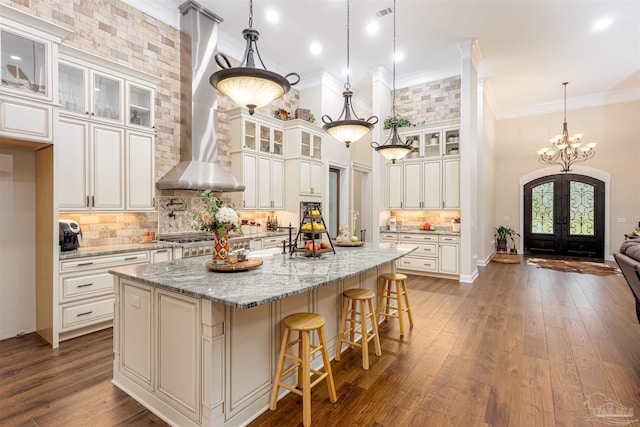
[537,82,596,172]
[210,0,300,115]
[371,0,413,163]
[322,0,378,147]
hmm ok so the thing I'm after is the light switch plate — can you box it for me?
[502,216,510,221]
[616,218,627,223]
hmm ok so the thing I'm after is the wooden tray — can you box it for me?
[333,240,364,247]
[206,258,263,272]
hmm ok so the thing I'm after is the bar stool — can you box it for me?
[269,312,337,427]
[335,288,381,370]
[376,273,414,335]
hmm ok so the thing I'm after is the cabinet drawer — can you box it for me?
[439,235,460,243]
[398,234,438,243]
[414,244,438,257]
[380,233,398,242]
[61,297,114,330]
[60,251,150,272]
[61,272,113,301]
[398,256,437,272]
[263,237,284,249]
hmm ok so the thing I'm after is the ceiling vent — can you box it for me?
[376,8,393,18]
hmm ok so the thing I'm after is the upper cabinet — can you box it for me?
[0,5,71,143]
[230,108,284,157]
[58,46,159,130]
[56,46,161,212]
[388,120,460,161]
[284,120,325,198]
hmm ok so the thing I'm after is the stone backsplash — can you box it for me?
[393,76,461,125]
[59,212,157,247]
[387,210,461,230]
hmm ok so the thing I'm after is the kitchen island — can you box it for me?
[109,244,415,427]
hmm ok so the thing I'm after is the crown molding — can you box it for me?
[495,87,640,120]
[394,59,460,90]
[120,0,180,28]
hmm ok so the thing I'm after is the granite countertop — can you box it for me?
[109,243,417,309]
[238,230,293,239]
[59,242,175,260]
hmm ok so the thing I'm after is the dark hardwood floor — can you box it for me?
[2,260,640,426]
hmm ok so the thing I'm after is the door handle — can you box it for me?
[562,217,567,224]
[556,216,561,224]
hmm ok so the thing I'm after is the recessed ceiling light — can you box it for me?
[310,42,322,56]
[265,9,279,24]
[366,21,379,35]
[9,55,21,61]
[394,51,405,62]
[593,16,613,31]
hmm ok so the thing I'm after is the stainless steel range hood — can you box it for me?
[157,0,244,192]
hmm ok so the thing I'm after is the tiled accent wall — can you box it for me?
[12,0,302,242]
[59,212,157,247]
[388,210,461,230]
[393,76,461,125]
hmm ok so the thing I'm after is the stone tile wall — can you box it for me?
[388,210,461,231]
[392,76,461,126]
[59,212,157,247]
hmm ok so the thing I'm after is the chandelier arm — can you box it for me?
[215,53,233,70]
[365,115,379,125]
[321,114,335,125]
[285,72,300,86]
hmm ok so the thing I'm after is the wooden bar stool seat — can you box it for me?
[269,312,337,427]
[336,288,381,370]
[376,273,414,336]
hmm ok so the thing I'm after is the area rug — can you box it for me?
[526,257,621,276]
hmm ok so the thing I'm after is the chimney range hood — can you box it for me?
[156,0,244,192]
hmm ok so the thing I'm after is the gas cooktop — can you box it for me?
[158,232,216,244]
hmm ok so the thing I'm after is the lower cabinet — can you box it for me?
[56,248,172,345]
[393,233,460,277]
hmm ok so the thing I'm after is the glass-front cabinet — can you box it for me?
[1,30,47,96]
[385,121,460,160]
[93,72,121,121]
[127,82,152,128]
[58,62,84,113]
[301,130,322,160]
[258,124,283,156]
[230,109,284,156]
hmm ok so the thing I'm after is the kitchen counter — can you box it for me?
[109,243,416,309]
[59,242,175,260]
[111,243,415,427]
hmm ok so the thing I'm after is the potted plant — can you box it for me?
[494,225,519,252]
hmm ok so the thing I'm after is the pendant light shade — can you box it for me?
[371,0,413,163]
[322,0,378,147]
[210,3,299,115]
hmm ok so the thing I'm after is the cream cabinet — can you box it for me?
[392,232,459,277]
[0,5,71,143]
[56,116,125,210]
[299,159,323,196]
[230,109,286,211]
[386,159,458,210]
[126,130,155,210]
[56,46,160,212]
[389,121,460,160]
[53,248,172,347]
[284,120,324,198]
[258,157,284,210]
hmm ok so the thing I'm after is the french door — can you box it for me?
[524,174,604,259]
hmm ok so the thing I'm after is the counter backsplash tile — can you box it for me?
[59,212,157,247]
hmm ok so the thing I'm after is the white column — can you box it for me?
[369,66,391,243]
[457,39,482,282]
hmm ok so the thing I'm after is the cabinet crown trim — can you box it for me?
[0,4,72,41]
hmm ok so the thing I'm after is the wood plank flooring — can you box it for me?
[2,260,640,426]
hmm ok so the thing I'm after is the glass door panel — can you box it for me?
[301,131,311,157]
[1,30,47,95]
[244,121,256,150]
[423,131,440,158]
[569,181,595,236]
[531,181,554,234]
[59,63,84,113]
[444,128,460,155]
[312,135,322,159]
[93,73,120,121]
[128,84,152,127]
[273,129,283,156]
[259,125,270,153]
[403,133,421,159]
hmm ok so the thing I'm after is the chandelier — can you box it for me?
[209,0,299,115]
[370,0,413,163]
[537,82,596,172]
[322,0,378,147]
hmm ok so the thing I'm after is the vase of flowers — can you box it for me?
[193,191,240,264]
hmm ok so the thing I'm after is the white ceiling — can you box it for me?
[131,0,640,119]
